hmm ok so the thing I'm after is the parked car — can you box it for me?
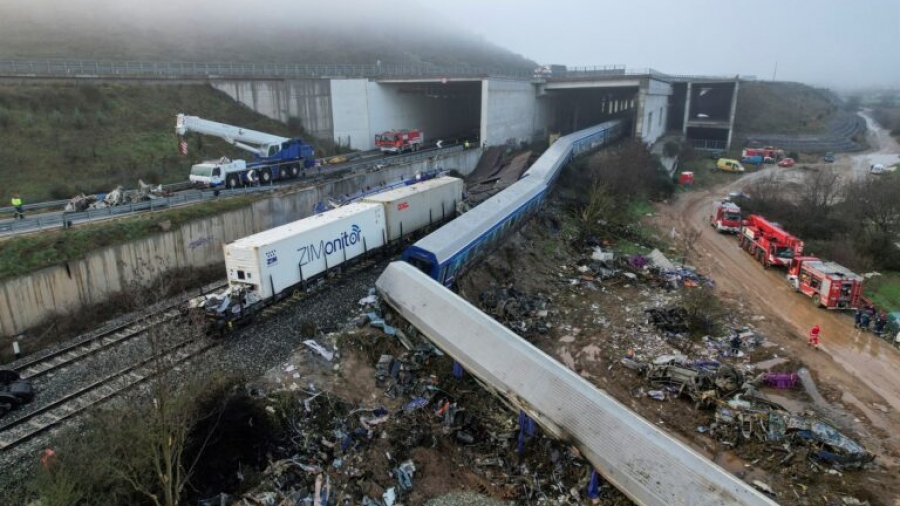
[716,158,745,173]
[778,158,796,167]
[824,152,835,163]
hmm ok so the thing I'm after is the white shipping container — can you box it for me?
[362,176,464,241]
[224,202,386,299]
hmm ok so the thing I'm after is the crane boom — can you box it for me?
[176,114,291,158]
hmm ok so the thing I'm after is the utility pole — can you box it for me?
[772,61,778,81]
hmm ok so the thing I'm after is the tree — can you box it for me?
[845,175,900,268]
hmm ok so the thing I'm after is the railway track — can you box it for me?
[0,338,219,451]
[15,309,182,381]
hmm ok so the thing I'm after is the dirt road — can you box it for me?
[658,125,900,468]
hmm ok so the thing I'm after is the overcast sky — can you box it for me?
[413,0,900,90]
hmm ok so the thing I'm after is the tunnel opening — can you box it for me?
[371,80,482,147]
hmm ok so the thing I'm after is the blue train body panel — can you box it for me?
[403,119,625,286]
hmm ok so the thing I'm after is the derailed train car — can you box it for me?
[190,177,463,332]
[403,119,626,287]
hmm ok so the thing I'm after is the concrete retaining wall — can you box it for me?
[0,149,482,338]
[210,79,334,142]
[481,79,537,146]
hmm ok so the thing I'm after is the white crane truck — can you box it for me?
[176,114,316,188]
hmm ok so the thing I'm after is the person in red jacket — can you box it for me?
[808,324,821,349]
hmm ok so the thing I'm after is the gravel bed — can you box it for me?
[0,260,387,500]
[424,492,510,506]
[217,260,387,378]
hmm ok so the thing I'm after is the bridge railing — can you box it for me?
[0,60,535,80]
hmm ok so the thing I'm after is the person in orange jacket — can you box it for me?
[808,324,821,349]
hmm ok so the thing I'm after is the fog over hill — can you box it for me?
[0,0,536,68]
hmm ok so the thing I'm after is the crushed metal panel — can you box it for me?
[376,262,777,506]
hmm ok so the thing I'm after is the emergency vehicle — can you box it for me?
[710,199,741,233]
[787,257,863,309]
[738,214,804,268]
[375,129,424,154]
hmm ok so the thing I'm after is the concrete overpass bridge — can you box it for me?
[0,60,743,151]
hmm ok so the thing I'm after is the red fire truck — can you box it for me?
[738,214,804,268]
[742,146,784,163]
[709,199,741,233]
[787,257,863,309]
[375,129,424,154]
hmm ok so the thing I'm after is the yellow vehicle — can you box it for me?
[716,158,745,173]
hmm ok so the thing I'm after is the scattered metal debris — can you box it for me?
[64,179,169,212]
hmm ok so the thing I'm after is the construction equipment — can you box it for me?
[738,214,804,268]
[176,114,315,187]
[709,199,741,233]
[375,129,424,154]
[787,257,863,309]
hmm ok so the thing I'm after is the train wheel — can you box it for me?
[0,369,20,384]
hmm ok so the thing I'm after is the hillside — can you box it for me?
[734,81,840,134]
[733,81,865,152]
[0,83,312,202]
[0,1,535,70]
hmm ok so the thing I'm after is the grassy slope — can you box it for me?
[0,83,315,202]
[0,195,259,280]
[734,81,840,134]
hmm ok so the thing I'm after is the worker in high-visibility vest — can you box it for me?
[11,193,24,220]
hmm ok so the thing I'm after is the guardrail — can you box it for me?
[0,60,535,80]
[0,181,195,215]
[0,186,275,234]
[0,144,466,235]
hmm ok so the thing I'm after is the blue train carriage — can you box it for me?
[523,119,625,187]
[402,176,547,287]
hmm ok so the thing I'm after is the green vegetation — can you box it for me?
[0,83,327,202]
[862,273,900,314]
[734,82,840,134]
[0,196,257,280]
[678,157,759,190]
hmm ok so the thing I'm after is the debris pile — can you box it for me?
[479,286,552,336]
[625,353,873,470]
[64,180,169,212]
[644,307,689,334]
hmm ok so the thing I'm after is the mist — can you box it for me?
[1,0,897,89]
[0,0,534,68]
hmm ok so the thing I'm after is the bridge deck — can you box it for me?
[376,261,776,506]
